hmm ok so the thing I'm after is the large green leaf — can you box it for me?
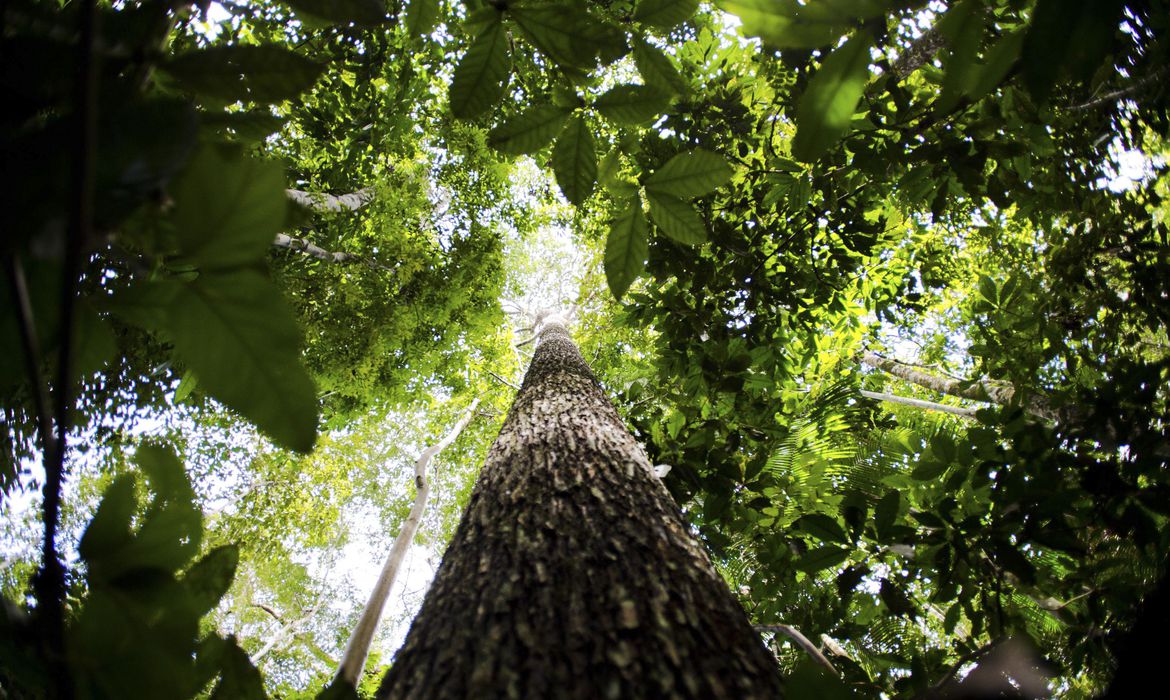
[405,0,440,36]
[488,105,572,155]
[633,0,699,31]
[163,45,324,103]
[794,513,849,544]
[552,116,597,205]
[509,3,609,70]
[1022,0,1125,99]
[646,192,706,245]
[633,41,688,95]
[282,0,387,26]
[449,17,512,119]
[605,199,648,299]
[791,30,873,162]
[183,545,239,618]
[644,149,733,198]
[171,147,286,270]
[78,475,138,567]
[794,545,851,573]
[167,270,318,453]
[715,0,852,48]
[594,84,671,125]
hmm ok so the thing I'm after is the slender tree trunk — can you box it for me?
[334,398,482,687]
[376,319,782,699]
[859,351,1063,423]
[859,389,980,418]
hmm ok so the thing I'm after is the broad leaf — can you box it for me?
[595,84,671,125]
[633,41,688,95]
[646,192,706,245]
[552,116,597,205]
[449,18,511,119]
[795,513,849,544]
[605,200,648,299]
[171,147,286,270]
[510,3,610,70]
[791,30,873,162]
[282,0,387,26]
[184,545,240,618]
[163,45,324,103]
[794,545,851,573]
[405,0,441,36]
[716,0,850,48]
[644,149,734,198]
[167,270,318,453]
[633,0,699,31]
[488,105,572,155]
[78,475,138,567]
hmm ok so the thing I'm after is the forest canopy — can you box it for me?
[2,0,1169,698]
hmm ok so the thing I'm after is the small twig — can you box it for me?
[755,624,839,676]
[485,369,520,391]
[514,335,537,348]
[1069,66,1170,111]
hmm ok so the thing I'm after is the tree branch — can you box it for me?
[334,398,483,687]
[755,624,839,676]
[286,187,375,213]
[859,389,980,418]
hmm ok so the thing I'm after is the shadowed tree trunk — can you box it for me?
[376,318,783,699]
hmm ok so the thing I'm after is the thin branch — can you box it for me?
[3,256,56,467]
[485,369,519,391]
[860,389,980,418]
[1069,66,1170,111]
[755,624,839,676]
[334,398,482,687]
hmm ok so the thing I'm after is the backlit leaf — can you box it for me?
[791,30,873,162]
[449,18,511,119]
[646,191,706,245]
[595,84,671,125]
[552,116,597,205]
[644,149,733,198]
[605,199,648,299]
[163,45,324,103]
[488,105,572,155]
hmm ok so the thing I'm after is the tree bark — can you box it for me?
[859,351,1063,423]
[376,320,783,699]
[335,398,482,687]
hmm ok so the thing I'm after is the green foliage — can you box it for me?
[4,0,1170,696]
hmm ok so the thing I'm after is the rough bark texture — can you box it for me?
[376,321,783,699]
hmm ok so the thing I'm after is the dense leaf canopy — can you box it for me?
[2,0,1169,698]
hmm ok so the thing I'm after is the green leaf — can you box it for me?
[282,0,387,26]
[794,545,851,573]
[595,84,671,125]
[135,443,192,500]
[163,45,324,103]
[200,111,285,143]
[183,545,239,618]
[874,490,901,539]
[167,270,318,453]
[509,3,606,70]
[449,18,512,119]
[795,513,849,544]
[210,636,266,699]
[935,0,986,113]
[644,149,734,198]
[78,475,138,566]
[646,191,707,245]
[604,199,648,300]
[791,30,873,162]
[633,41,688,95]
[633,0,699,31]
[968,29,1025,102]
[715,0,850,48]
[488,105,572,155]
[1022,0,1125,99]
[552,116,597,205]
[171,146,286,270]
[405,0,440,36]
[174,370,198,403]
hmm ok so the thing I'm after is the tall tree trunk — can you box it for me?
[376,319,782,699]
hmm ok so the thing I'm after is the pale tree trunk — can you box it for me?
[859,351,1064,423]
[376,319,782,699]
[334,398,482,687]
[859,389,980,418]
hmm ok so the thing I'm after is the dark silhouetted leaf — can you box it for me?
[605,199,648,299]
[552,115,597,205]
[449,17,511,119]
[163,45,324,103]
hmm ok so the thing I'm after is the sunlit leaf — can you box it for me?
[791,30,873,162]
[552,115,597,205]
[605,199,648,299]
[644,149,733,198]
[646,191,706,245]
[488,105,572,155]
[449,17,511,119]
[595,84,671,125]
